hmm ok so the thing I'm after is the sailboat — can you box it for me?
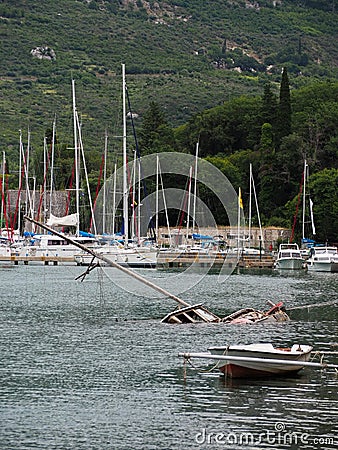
[229,165,265,256]
[274,160,309,271]
[74,64,157,268]
[18,82,99,263]
[300,159,316,256]
[298,160,338,272]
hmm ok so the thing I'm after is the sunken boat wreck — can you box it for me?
[161,301,289,324]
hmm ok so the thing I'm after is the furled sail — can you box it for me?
[46,213,79,227]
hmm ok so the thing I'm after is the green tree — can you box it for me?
[259,132,303,222]
[204,155,242,188]
[138,101,176,154]
[258,123,276,216]
[259,123,274,154]
[276,67,292,147]
[261,83,278,130]
[291,82,338,167]
[175,96,262,157]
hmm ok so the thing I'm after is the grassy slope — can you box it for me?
[0,0,337,160]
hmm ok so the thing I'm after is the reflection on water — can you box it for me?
[0,266,337,449]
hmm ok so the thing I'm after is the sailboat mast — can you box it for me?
[102,131,108,235]
[112,163,117,236]
[24,129,33,219]
[122,64,128,248]
[137,158,141,244]
[49,115,56,218]
[302,159,307,241]
[248,163,252,248]
[156,154,159,242]
[18,130,22,233]
[26,129,30,218]
[186,166,192,242]
[31,176,36,230]
[72,79,80,237]
[158,159,172,247]
[237,187,242,256]
[76,112,97,235]
[131,150,137,240]
[43,137,47,225]
[252,171,264,249]
[192,142,199,234]
[1,151,5,231]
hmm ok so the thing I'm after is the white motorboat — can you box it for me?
[307,246,338,272]
[274,243,307,270]
[208,343,313,378]
[16,233,98,263]
[179,343,315,379]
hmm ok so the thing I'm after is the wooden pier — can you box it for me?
[0,251,275,269]
[157,251,275,270]
[0,255,75,265]
[237,254,275,269]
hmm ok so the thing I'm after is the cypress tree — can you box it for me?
[276,67,292,146]
[222,38,227,55]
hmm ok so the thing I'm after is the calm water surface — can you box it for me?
[0,265,337,449]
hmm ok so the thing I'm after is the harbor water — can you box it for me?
[1,265,337,449]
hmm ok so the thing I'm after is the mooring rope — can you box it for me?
[185,355,221,374]
[287,300,338,311]
[182,346,229,375]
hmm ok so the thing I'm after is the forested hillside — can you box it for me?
[0,0,337,241]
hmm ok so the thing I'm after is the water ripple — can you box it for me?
[0,266,337,449]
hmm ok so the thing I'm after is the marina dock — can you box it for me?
[1,252,275,268]
[156,251,275,269]
[0,255,75,265]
